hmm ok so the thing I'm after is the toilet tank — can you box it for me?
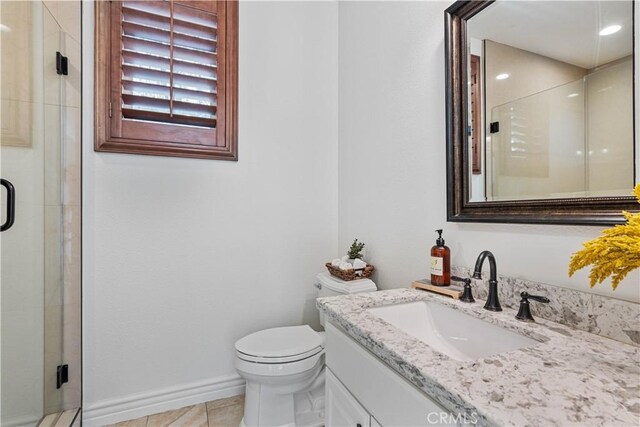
[315,272,377,327]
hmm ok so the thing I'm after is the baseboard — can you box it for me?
[82,374,245,426]
[3,414,42,427]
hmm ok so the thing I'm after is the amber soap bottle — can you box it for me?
[430,229,450,286]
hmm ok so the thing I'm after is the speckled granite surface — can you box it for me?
[317,289,640,427]
[452,266,640,346]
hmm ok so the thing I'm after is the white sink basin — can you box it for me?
[367,301,539,361]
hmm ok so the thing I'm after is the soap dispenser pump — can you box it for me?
[430,229,450,286]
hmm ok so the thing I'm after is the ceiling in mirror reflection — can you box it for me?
[467,1,633,69]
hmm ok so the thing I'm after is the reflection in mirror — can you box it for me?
[467,1,634,202]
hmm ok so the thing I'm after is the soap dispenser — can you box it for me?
[430,229,450,286]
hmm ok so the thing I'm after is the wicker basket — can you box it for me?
[325,262,375,281]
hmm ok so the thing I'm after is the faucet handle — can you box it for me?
[451,276,475,303]
[516,291,549,322]
[451,276,471,285]
[523,292,550,304]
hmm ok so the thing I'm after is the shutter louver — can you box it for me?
[120,0,218,128]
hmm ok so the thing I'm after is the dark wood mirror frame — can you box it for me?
[445,0,638,225]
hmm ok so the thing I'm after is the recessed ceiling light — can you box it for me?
[496,73,509,80]
[599,25,621,36]
[568,93,579,98]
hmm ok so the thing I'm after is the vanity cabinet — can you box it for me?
[326,369,380,427]
[325,322,456,427]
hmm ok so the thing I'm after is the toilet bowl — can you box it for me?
[236,325,326,427]
[234,272,377,427]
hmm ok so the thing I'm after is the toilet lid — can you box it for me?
[235,325,324,359]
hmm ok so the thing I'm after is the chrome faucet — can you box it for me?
[472,250,502,311]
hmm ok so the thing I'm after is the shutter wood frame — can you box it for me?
[95,0,238,160]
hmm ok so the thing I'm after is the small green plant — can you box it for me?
[348,239,365,259]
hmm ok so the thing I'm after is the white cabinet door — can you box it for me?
[326,368,371,427]
[326,322,455,426]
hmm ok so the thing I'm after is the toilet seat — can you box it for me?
[235,325,324,363]
[237,346,323,364]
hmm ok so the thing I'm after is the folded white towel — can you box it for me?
[341,255,349,262]
[331,258,342,267]
[352,259,367,270]
[339,262,353,271]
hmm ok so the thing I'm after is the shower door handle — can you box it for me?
[1,179,15,232]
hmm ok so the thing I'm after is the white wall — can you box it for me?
[82,1,338,424]
[338,0,447,289]
[337,0,639,303]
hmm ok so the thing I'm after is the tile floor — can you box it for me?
[108,395,244,427]
[38,408,81,427]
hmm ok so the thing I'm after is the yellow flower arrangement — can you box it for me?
[568,184,640,290]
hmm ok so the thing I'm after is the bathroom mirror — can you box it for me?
[445,0,638,225]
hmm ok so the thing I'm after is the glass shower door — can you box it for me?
[487,78,587,200]
[1,1,65,425]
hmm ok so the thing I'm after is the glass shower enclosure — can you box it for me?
[1,1,81,426]
[487,58,634,201]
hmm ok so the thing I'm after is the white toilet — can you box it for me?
[235,272,377,427]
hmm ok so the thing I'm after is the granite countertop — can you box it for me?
[317,288,640,427]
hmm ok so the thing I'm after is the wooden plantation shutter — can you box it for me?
[95,0,238,160]
[120,1,218,128]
